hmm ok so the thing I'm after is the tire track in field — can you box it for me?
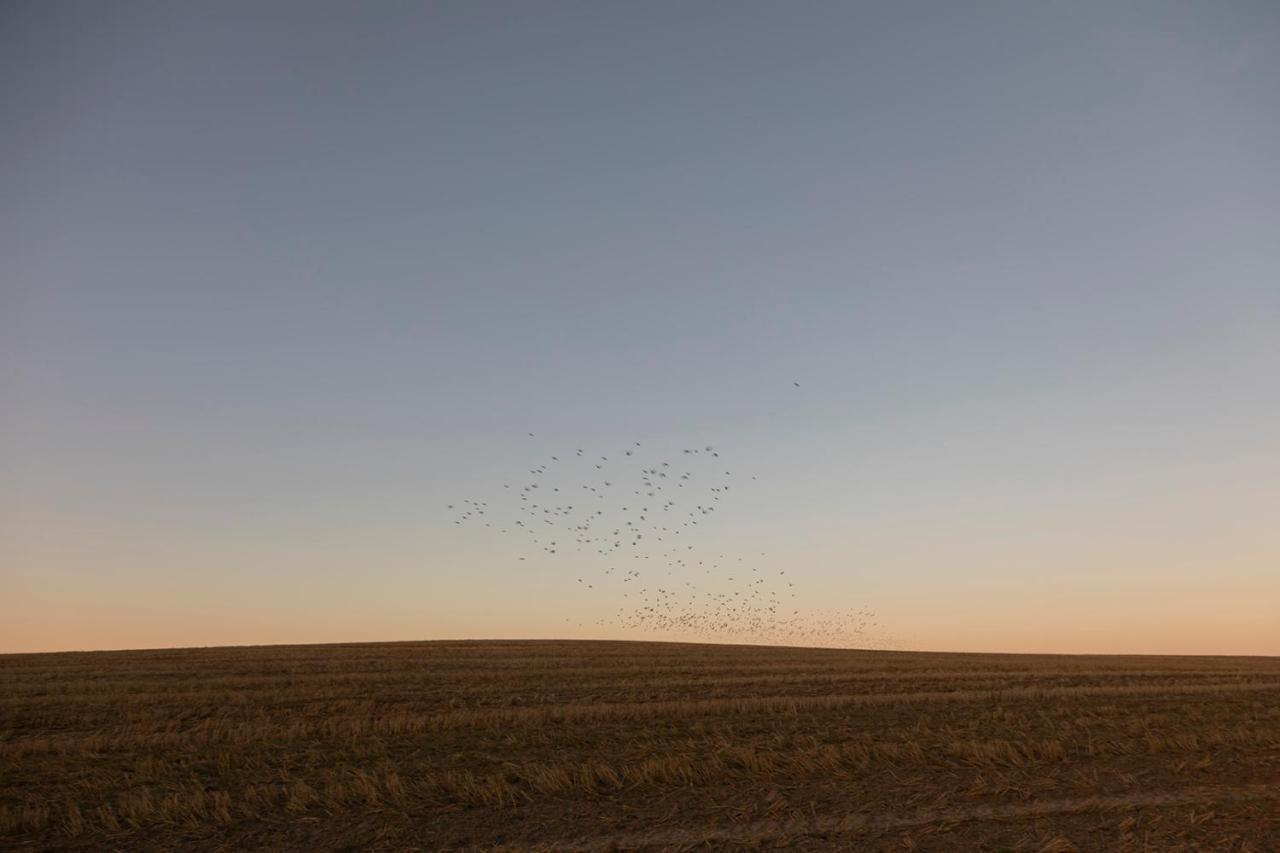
[545,783,1280,851]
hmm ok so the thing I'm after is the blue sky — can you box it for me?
[3,1,1278,653]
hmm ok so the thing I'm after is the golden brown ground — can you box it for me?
[3,640,1278,850]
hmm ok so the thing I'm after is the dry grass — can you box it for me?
[2,640,1278,850]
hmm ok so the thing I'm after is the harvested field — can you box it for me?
[3,640,1279,851]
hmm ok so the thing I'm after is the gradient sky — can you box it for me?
[3,2,1278,655]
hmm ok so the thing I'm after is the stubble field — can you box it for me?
[2,640,1278,851]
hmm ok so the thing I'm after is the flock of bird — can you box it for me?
[449,427,888,648]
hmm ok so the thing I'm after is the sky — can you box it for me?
[2,1,1278,655]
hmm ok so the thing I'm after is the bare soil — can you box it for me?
[3,640,1278,850]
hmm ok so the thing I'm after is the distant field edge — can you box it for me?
[2,637,1277,659]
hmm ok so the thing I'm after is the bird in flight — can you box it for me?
[445,435,879,648]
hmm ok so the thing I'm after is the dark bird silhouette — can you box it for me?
[445,438,882,648]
